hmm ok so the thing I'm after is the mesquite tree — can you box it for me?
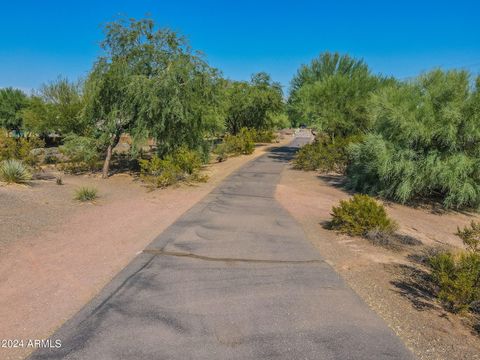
[83,17,222,178]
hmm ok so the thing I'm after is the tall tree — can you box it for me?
[224,72,283,134]
[83,17,223,178]
[22,77,85,136]
[287,52,390,135]
[0,87,28,132]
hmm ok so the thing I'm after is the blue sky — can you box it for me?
[1,0,479,93]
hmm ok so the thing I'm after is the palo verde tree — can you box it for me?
[83,17,223,178]
[287,52,390,136]
[0,87,29,132]
[22,77,85,137]
[224,72,284,134]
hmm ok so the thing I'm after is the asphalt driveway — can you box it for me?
[30,134,414,359]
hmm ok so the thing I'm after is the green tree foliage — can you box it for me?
[288,52,390,136]
[22,78,85,136]
[224,72,283,134]
[0,88,29,131]
[347,70,480,209]
[83,17,223,177]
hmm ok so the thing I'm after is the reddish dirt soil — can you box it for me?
[0,137,290,360]
[276,167,480,360]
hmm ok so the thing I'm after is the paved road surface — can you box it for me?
[31,133,414,359]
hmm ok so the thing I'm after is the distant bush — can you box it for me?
[216,127,255,157]
[294,134,362,172]
[0,159,31,183]
[139,147,204,188]
[430,221,480,313]
[59,134,100,172]
[251,129,276,143]
[347,70,480,209]
[74,186,98,202]
[0,130,44,165]
[329,194,398,236]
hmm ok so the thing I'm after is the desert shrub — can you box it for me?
[430,251,480,312]
[74,186,98,202]
[456,221,480,253]
[430,222,480,312]
[0,159,31,183]
[347,70,480,209]
[0,131,44,165]
[172,146,202,176]
[214,143,228,162]
[294,134,362,172]
[251,129,276,143]
[329,194,398,236]
[60,134,100,172]
[139,155,182,188]
[139,147,204,188]
[218,127,255,156]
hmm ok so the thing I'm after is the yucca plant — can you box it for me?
[74,186,98,202]
[0,159,31,183]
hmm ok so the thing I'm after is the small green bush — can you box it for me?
[430,221,480,313]
[140,155,182,188]
[329,194,398,236]
[0,131,44,165]
[251,129,276,143]
[218,127,255,156]
[294,134,362,172]
[456,221,480,253]
[139,147,204,188]
[430,251,480,313]
[60,134,100,172]
[0,159,31,183]
[214,143,228,162]
[172,146,202,176]
[74,186,98,202]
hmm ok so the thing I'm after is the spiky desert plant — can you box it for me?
[0,159,31,183]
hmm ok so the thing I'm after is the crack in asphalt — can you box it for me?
[143,249,325,264]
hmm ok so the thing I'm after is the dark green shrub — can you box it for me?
[329,194,398,236]
[430,251,480,312]
[294,134,362,172]
[74,186,98,202]
[347,70,480,209]
[0,159,31,183]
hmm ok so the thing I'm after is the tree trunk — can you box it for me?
[102,144,113,179]
[101,134,120,179]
